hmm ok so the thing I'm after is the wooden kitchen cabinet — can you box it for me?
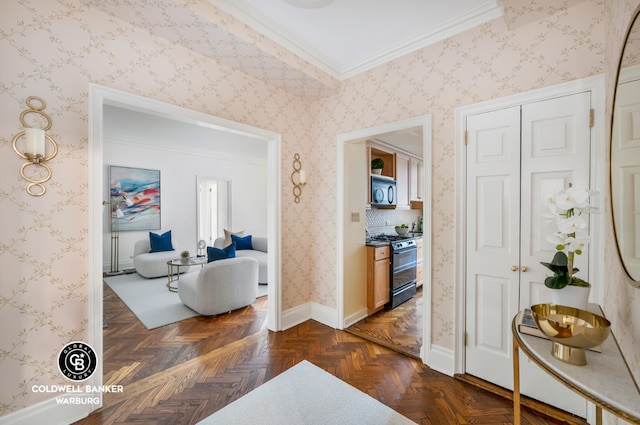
[368,145,396,179]
[409,157,423,201]
[416,238,424,287]
[395,152,410,209]
[367,143,396,207]
[367,245,390,310]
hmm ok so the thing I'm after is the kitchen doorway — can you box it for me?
[337,115,432,363]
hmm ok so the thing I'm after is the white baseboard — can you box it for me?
[103,259,134,274]
[426,344,455,377]
[310,303,338,328]
[0,394,95,425]
[343,308,368,329]
[281,302,338,330]
[281,302,312,330]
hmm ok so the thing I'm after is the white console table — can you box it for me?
[512,308,640,425]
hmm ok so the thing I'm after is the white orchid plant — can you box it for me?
[541,186,597,289]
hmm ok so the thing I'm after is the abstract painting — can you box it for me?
[109,166,160,231]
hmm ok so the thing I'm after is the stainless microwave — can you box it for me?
[371,176,396,208]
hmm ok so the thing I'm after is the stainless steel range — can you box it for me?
[368,234,418,309]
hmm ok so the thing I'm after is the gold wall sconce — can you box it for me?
[12,96,58,196]
[291,153,307,203]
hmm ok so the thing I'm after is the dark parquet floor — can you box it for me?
[72,282,584,425]
[346,286,423,358]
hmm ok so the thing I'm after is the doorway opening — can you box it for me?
[196,176,231,247]
[88,84,282,404]
[337,115,432,363]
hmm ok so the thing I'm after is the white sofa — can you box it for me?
[213,236,268,284]
[178,257,258,315]
[133,238,179,278]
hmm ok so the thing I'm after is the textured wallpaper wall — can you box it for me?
[3,0,637,418]
[0,0,315,413]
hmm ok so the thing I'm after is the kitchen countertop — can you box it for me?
[365,233,423,247]
[365,240,390,247]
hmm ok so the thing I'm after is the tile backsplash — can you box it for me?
[366,208,422,235]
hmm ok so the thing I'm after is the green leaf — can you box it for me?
[540,261,567,275]
[544,275,570,289]
[569,276,590,287]
[550,251,568,266]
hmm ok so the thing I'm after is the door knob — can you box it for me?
[521,266,528,272]
[511,266,517,272]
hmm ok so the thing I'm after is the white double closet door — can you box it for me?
[465,92,592,417]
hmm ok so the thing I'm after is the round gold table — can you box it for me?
[166,257,207,292]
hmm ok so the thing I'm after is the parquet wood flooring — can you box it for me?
[346,286,423,358]
[73,283,585,424]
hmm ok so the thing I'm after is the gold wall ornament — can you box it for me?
[11,96,58,196]
[290,153,307,203]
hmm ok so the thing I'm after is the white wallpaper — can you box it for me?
[2,0,638,418]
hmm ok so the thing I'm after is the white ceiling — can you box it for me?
[210,0,504,79]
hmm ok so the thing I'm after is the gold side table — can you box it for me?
[512,308,640,425]
[167,257,207,292]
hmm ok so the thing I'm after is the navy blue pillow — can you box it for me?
[207,242,236,262]
[231,234,253,250]
[149,231,174,253]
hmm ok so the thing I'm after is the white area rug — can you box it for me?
[104,271,200,329]
[105,271,267,329]
[197,360,416,425]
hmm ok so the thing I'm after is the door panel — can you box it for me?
[475,275,508,352]
[477,177,510,251]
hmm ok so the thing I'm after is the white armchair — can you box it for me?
[178,257,258,316]
[133,238,178,278]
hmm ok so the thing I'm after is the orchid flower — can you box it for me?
[541,186,596,289]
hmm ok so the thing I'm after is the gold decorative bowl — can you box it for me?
[530,304,611,366]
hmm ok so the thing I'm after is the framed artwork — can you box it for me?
[109,166,161,231]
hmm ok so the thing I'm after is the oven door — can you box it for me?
[391,247,417,290]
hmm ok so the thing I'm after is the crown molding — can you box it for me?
[340,2,504,79]
[210,0,342,79]
[209,0,503,80]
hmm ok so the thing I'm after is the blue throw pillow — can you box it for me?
[207,242,236,262]
[231,234,253,250]
[149,231,174,253]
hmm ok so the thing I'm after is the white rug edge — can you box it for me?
[197,360,416,425]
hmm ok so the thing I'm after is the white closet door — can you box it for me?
[465,92,592,417]
[465,106,521,390]
[518,92,591,415]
